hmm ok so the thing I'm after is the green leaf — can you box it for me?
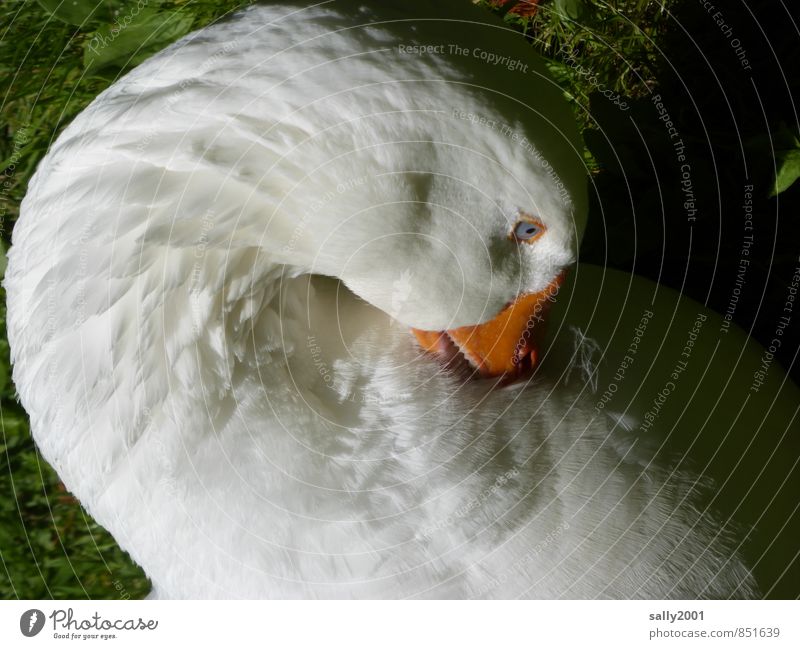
[771,148,800,196]
[36,0,117,27]
[553,0,589,21]
[83,7,194,71]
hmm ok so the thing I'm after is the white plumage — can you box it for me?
[5,1,768,598]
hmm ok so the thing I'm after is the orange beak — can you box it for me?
[411,272,565,378]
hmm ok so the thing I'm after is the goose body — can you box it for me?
[6,1,796,598]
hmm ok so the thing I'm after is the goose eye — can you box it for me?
[513,220,544,242]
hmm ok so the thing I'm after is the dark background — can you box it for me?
[575,1,800,384]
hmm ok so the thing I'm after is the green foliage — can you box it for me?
[479,0,673,137]
[769,126,800,196]
[552,0,590,22]
[35,0,120,26]
[82,7,195,70]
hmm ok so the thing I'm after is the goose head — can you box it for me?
[272,120,583,380]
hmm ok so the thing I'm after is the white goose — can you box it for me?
[5,1,798,598]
